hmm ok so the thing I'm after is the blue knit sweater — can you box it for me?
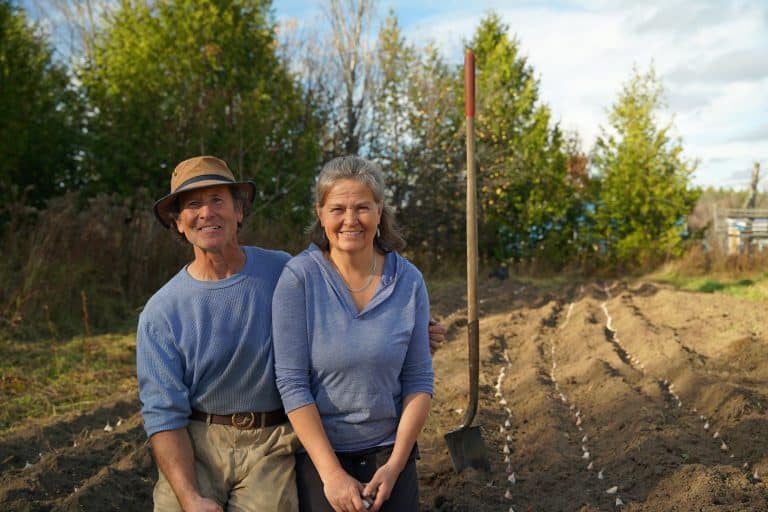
[272,244,434,453]
[136,246,290,437]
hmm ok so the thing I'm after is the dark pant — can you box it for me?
[295,445,420,512]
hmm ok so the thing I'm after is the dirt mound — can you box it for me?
[1,279,766,511]
[0,398,153,511]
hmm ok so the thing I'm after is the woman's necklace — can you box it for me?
[330,252,377,293]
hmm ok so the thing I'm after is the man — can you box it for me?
[137,156,446,512]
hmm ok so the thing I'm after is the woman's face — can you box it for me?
[316,179,383,256]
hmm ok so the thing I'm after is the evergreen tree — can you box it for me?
[591,66,700,268]
[469,13,575,266]
[0,1,81,212]
[369,14,464,269]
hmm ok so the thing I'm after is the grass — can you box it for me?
[649,269,768,302]
[0,333,138,435]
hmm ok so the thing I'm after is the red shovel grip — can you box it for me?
[464,51,475,117]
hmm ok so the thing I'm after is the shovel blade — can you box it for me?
[444,425,490,473]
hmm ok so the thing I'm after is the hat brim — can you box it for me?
[153,179,256,229]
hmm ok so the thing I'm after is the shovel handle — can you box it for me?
[462,50,480,429]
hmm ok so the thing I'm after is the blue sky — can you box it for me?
[277,0,768,190]
[22,0,768,190]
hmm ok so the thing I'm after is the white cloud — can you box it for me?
[392,0,767,189]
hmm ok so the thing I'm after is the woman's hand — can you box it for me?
[362,462,400,512]
[323,466,368,512]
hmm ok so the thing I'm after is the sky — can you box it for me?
[276,0,768,190]
[21,0,767,190]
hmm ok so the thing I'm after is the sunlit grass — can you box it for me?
[0,333,137,435]
[650,270,768,302]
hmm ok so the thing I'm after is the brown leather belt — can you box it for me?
[190,408,288,430]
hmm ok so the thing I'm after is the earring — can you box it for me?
[376,226,381,239]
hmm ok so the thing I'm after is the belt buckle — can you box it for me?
[231,412,256,430]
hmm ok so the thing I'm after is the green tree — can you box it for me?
[368,14,465,270]
[0,0,81,211]
[469,13,575,266]
[591,66,700,268]
[79,0,321,226]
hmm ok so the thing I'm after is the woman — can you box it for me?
[272,156,433,512]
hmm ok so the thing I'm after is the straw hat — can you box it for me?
[153,156,256,228]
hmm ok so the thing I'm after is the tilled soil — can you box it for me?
[1,279,766,511]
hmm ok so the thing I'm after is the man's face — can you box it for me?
[175,185,243,254]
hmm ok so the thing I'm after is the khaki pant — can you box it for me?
[153,421,299,512]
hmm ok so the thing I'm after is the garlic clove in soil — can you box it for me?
[104,422,114,432]
[703,421,709,430]
[587,462,594,470]
[606,486,618,494]
[720,441,728,451]
[753,470,760,481]
[24,461,33,469]
[615,497,624,506]
[508,472,516,484]
[598,470,604,479]
[500,398,508,405]
[504,489,513,500]
[712,431,719,438]
[582,452,590,460]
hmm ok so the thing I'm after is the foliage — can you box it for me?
[0,4,724,338]
[0,190,186,339]
[78,0,321,226]
[0,0,81,214]
[369,14,465,271]
[0,186,311,341]
[468,14,578,266]
[591,66,700,269]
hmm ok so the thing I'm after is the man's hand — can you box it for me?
[428,318,447,355]
[181,495,224,512]
[150,429,223,512]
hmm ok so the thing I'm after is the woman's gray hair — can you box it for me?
[308,156,406,252]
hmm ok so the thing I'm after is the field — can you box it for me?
[1,278,766,511]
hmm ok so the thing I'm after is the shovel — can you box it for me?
[444,50,490,473]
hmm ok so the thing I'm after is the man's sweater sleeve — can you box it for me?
[272,266,315,413]
[136,313,191,437]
